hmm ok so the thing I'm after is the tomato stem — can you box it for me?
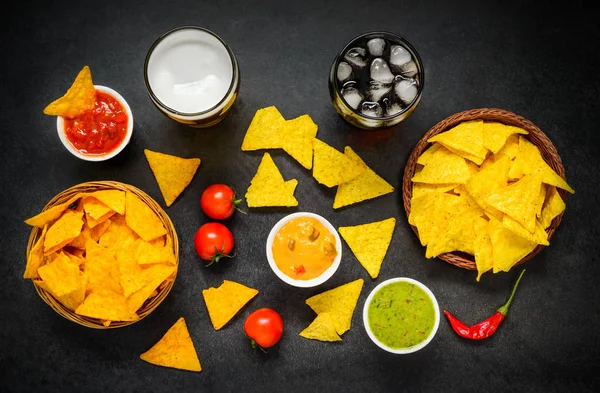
[249,338,267,353]
[204,245,234,267]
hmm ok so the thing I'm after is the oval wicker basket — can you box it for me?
[25,180,179,329]
[402,108,568,270]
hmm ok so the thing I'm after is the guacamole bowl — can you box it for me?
[363,277,440,354]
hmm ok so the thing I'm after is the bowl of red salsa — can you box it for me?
[57,85,133,161]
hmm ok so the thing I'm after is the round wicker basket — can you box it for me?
[402,108,568,270]
[25,180,179,329]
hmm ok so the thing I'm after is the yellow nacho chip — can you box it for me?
[241,106,286,150]
[428,120,488,160]
[144,149,201,207]
[75,288,139,322]
[339,218,396,279]
[483,122,528,154]
[57,274,88,312]
[488,217,537,273]
[23,225,48,279]
[281,114,319,170]
[44,210,84,254]
[493,133,521,161]
[411,183,457,199]
[202,280,259,330]
[37,252,84,298]
[487,171,543,233]
[465,156,510,212]
[140,317,202,372]
[90,190,125,215]
[85,239,123,294]
[502,215,549,246]
[86,210,116,229]
[474,218,493,281]
[68,221,92,250]
[125,191,167,242]
[305,278,364,335]
[89,218,112,241]
[43,65,96,118]
[82,197,113,220]
[444,145,486,166]
[299,312,342,342]
[333,147,394,209]
[312,139,365,187]
[411,145,471,184]
[136,239,176,265]
[416,143,442,165]
[245,153,298,207]
[24,193,88,228]
[99,214,139,252]
[126,277,165,313]
[540,186,566,229]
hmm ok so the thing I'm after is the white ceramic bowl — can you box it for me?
[56,85,133,161]
[363,277,440,354]
[266,212,342,288]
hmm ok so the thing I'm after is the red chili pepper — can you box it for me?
[444,269,526,340]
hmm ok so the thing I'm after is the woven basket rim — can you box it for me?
[402,108,568,271]
[25,180,179,329]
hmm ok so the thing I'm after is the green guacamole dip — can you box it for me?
[368,281,436,349]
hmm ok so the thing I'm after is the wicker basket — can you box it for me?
[25,180,179,329]
[402,108,568,270]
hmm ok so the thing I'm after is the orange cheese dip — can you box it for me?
[272,217,337,280]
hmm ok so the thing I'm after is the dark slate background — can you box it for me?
[1,1,599,392]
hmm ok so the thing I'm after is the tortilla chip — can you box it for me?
[305,278,364,335]
[136,240,176,265]
[85,239,123,294]
[89,218,112,241]
[416,143,442,165]
[428,120,488,160]
[299,312,342,342]
[25,193,88,228]
[44,210,84,254]
[241,106,286,150]
[37,252,84,298]
[487,171,543,233]
[535,184,547,218]
[125,191,167,242]
[43,65,96,118]
[202,280,258,330]
[411,183,457,199]
[338,218,396,279]
[493,133,521,161]
[411,145,471,184]
[86,210,116,229]
[489,217,537,273]
[23,225,48,279]
[502,215,549,246]
[75,288,139,322]
[245,153,298,207]
[474,218,493,281]
[483,122,528,154]
[540,186,566,228]
[57,274,88,311]
[99,214,139,252]
[281,114,319,169]
[444,145,486,166]
[82,197,113,220]
[126,277,165,313]
[140,317,202,372]
[312,139,365,187]
[64,251,85,267]
[144,149,201,207]
[465,156,510,212]
[333,147,394,209]
[89,190,125,215]
[68,222,92,250]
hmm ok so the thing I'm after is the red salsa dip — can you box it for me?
[63,90,128,155]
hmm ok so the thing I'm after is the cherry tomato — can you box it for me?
[200,184,243,220]
[193,222,234,266]
[244,308,284,349]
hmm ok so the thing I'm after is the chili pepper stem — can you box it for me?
[496,269,526,316]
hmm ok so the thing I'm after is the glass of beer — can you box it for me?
[144,26,240,128]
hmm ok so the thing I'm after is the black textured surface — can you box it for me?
[1,1,599,392]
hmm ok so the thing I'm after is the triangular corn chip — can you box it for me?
[474,218,493,281]
[43,65,96,118]
[44,210,84,254]
[245,153,298,207]
[412,183,457,199]
[483,122,528,154]
[140,317,201,372]
[241,106,286,150]
[502,215,549,246]
[23,225,48,279]
[444,145,486,166]
[305,279,364,335]
[427,120,488,160]
[312,140,365,188]
[57,274,88,312]
[85,239,123,294]
[144,149,201,207]
[540,186,566,229]
[90,190,125,215]
[299,312,342,342]
[488,217,537,273]
[416,143,442,165]
[465,156,510,213]
[411,145,471,184]
[281,114,319,169]
[24,193,88,228]
[37,252,84,298]
[202,280,258,330]
[126,277,165,313]
[125,191,167,242]
[339,218,396,279]
[82,197,113,220]
[86,210,115,229]
[333,147,394,209]
[75,288,139,322]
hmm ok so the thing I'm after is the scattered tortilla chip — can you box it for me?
[312,139,365,187]
[474,218,493,281]
[23,225,48,279]
[488,217,537,273]
[416,143,442,165]
[75,288,139,322]
[245,153,298,207]
[125,191,167,242]
[299,312,342,342]
[144,149,201,207]
[333,147,394,209]
[24,193,88,228]
[540,186,566,229]
[339,218,396,279]
[428,120,488,160]
[202,280,258,330]
[82,197,113,220]
[37,252,84,298]
[241,106,286,150]
[85,239,123,294]
[140,317,202,372]
[502,215,549,246]
[411,145,471,184]
[305,278,364,335]
[281,114,319,170]
[89,190,125,215]
[43,65,96,118]
[44,210,84,254]
[483,122,528,154]
[487,171,543,233]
